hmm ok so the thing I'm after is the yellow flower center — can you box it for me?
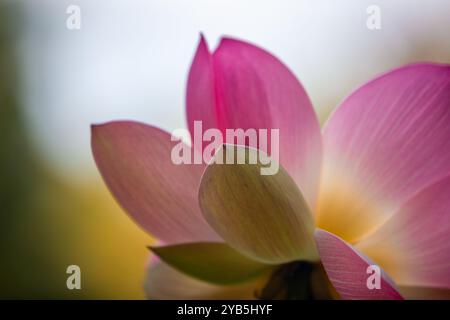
[315,163,390,244]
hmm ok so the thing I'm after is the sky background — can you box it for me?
[22,0,450,179]
[0,0,449,298]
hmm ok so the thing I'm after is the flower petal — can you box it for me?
[150,242,271,285]
[186,35,218,152]
[187,36,322,210]
[91,121,220,243]
[319,63,450,242]
[315,229,403,300]
[145,260,268,300]
[198,145,317,264]
[357,175,450,289]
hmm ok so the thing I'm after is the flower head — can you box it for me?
[91,36,450,300]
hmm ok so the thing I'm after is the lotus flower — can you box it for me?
[91,36,450,300]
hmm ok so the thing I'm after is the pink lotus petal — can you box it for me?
[319,63,450,241]
[315,229,403,300]
[91,121,220,244]
[187,35,322,210]
[186,35,218,153]
[357,175,450,288]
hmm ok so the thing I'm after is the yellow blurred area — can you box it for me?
[42,176,155,299]
[74,183,154,299]
[1,158,154,299]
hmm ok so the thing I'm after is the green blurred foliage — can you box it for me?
[0,2,84,298]
[0,2,152,299]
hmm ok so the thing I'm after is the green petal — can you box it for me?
[199,145,318,264]
[150,242,271,285]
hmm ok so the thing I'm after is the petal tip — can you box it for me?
[90,123,108,149]
[215,36,251,54]
[90,121,125,142]
[196,32,210,55]
[90,122,110,138]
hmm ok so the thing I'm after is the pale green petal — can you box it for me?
[199,145,318,264]
[151,242,271,285]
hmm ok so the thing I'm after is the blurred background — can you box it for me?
[0,0,449,299]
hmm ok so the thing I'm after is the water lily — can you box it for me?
[91,35,450,300]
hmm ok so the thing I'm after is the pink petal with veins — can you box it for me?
[187,35,322,210]
[315,229,403,300]
[357,175,450,288]
[319,63,450,241]
[91,121,220,244]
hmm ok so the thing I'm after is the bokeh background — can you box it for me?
[0,0,449,299]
